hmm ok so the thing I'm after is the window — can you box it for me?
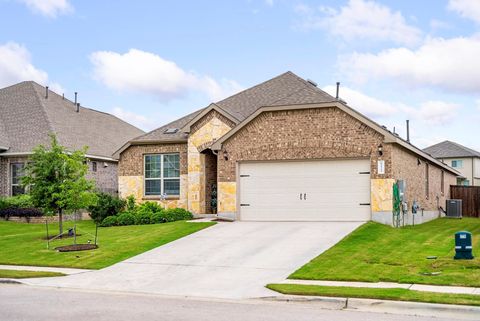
[144,154,180,196]
[92,161,97,172]
[10,163,25,196]
[441,171,445,194]
[451,160,463,168]
[425,163,429,199]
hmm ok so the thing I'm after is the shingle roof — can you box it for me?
[0,81,144,158]
[424,141,480,158]
[131,109,203,142]
[132,71,336,144]
[215,71,335,120]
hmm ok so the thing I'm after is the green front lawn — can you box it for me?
[0,220,215,269]
[267,284,480,307]
[0,269,65,279]
[290,218,480,287]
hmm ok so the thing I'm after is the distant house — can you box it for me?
[424,141,480,186]
[0,81,144,197]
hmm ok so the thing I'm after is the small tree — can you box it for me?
[23,134,97,235]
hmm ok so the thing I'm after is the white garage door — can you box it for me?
[239,159,371,221]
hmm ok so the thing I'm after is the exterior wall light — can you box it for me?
[223,150,229,161]
[377,144,383,156]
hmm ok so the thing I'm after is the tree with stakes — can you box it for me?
[22,134,97,235]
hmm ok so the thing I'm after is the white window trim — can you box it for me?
[143,153,180,197]
[10,162,25,196]
[452,159,463,169]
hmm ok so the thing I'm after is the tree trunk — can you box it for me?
[58,208,63,235]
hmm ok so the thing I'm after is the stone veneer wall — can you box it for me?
[118,143,188,209]
[217,107,387,217]
[187,110,233,214]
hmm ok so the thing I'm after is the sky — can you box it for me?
[0,0,479,150]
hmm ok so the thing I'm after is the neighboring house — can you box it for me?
[424,140,480,186]
[0,81,144,197]
[116,71,459,225]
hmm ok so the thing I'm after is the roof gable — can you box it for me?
[0,81,144,158]
[424,141,480,158]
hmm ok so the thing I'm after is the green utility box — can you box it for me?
[454,231,474,260]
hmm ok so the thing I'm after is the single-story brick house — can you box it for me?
[115,72,459,225]
[0,81,144,196]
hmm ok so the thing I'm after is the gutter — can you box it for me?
[0,146,9,152]
[0,151,118,162]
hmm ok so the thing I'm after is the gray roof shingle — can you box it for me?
[132,71,336,143]
[0,81,144,158]
[424,141,480,158]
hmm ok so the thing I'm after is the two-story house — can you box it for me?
[424,140,480,186]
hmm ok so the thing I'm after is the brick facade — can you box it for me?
[218,107,386,182]
[391,144,457,211]
[119,143,188,176]
[1,156,120,197]
[86,160,118,195]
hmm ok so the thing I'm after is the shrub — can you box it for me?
[134,211,152,225]
[0,208,43,219]
[88,193,126,224]
[151,211,168,224]
[126,195,136,212]
[163,208,193,221]
[135,201,163,215]
[0,195,35,210]
[100,215,118,227]
[117,212,135,226]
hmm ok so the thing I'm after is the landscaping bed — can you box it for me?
[55,244,98,252]
[289,218,480,287]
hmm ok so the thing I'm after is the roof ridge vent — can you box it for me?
[306,79,318,87]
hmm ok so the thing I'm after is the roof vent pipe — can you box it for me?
[336,82,340,99]
[62,93,65,100]
[76,103,80,113]
[45,86,48,99]
[74,92,77,106]
[406,119,410,143]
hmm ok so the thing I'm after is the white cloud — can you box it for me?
[90,49,242,102]
[413,101,460,125]
[0,42,63,92]
[294,0,421,46]
[323,85,398,118]
[323,85,459,128]
[19,0,73,18]
[0,42,45,85]
[448,0,480,23]
[110,107,159,131]
[341,36,480,93]
[265,0,274,6]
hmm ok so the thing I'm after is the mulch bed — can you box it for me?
[55,244,98,252]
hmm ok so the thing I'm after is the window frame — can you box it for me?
[10,162,26,196]
[451,159,463,169]
[143,153,180,197]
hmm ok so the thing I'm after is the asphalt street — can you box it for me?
[0,284,460,321]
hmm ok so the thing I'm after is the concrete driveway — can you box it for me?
[26,221,363,299]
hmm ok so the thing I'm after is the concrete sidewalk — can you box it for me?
[281,279,480,295]
[0,264,91,275]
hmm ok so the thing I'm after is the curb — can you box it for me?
[266,295,480,320]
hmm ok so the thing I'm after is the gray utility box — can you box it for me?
[454,231,474,260]
[446,199,462,218]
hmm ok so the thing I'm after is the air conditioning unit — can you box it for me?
[446,199,462,218]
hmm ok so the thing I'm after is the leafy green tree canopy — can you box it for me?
[22,134,97,234]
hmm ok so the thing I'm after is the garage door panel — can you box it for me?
[239,160,371,221]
